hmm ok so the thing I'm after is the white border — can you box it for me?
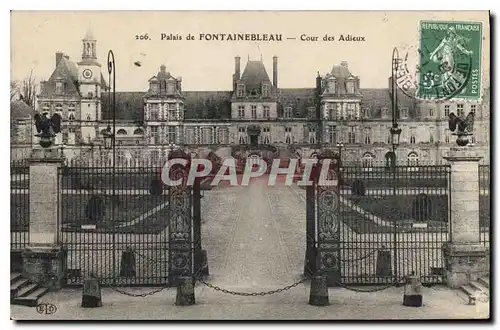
[3,1,497,328]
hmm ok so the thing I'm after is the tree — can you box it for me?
[19,69,37,108]
[10,81,19,101]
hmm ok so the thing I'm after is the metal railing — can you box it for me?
[479,165,490,247]
[10,161,30,249]
[337,164,450,285]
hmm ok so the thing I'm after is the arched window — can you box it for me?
[133,128,144,135]
[407,152,419,166]
[362,152,375,169]
[117,129,127,135]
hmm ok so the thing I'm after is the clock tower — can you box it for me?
[77,28,102,142]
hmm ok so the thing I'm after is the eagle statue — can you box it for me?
[34,112,62,148]
[448,112,474,135]
[448,112,474,146]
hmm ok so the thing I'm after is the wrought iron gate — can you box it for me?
[306,160,450,286]
[59,152,200,287]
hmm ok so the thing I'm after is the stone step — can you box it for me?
[460,284,488,305]
[478,277,489,289]
[12,287,50,307]
[10,278,30,298]
[470,280,489,294]
[10,273,22,285]
[15,282,39,298]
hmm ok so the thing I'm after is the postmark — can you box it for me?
[396,21,482,101]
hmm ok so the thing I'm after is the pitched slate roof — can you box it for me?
[360,88,417,118]
[39,56,80,97]
[184,91,232,119]
[239,61,272,91]
[11,100,35,120]
[279,88,316,117]
[101,92,145,121]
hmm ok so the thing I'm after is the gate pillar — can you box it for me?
[304,183,317,276]
[21,147,67,289]
[167,150,194,285]
[193,177,208,276]
[315,155,341,286]
[442,147,488,288]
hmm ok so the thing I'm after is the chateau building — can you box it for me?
[33,30,490,166]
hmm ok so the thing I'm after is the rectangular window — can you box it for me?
[151,83,159,93]
[167,126,176,144]
[202,127,212,144]
[284,107,292,118]
[381,107,389,118]
[237,84,245,97]
[55,82,64,94]
[457,104,464,117]
[363,107,371,118]
[308,107,316,119]
[364,128,371,144]
[185,128,195,144]
[238,105,245,118]
[150,104,159,121]
[444,104,450,117]
[251,105,257,119]
[329,125,336,144]
[445,129,450,143]
[55,103,62,113]
[400,107,408,119]
[348,126,356,144]
[429,108,434,117]
[471,104,477,115]
[262,84,270,97]
[410,128,416,144]
[169,103,176,120]
[347,81,355,94]
[263,105,270,118]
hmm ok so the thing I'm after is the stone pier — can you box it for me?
[442,147,488,288]
[22,147,67,289]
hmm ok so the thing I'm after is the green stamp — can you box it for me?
[417,21,482,100]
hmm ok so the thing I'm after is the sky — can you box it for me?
[11,11,490,92]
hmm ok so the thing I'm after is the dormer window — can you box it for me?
[347,81,355,94]
[250,89,258,97]
[237,84,245,97]
[68,113,75,121]
[262,84,270,97]
[166,81,175,94]
[308,107,316,119]
[55,103,62,113]
[55,81,64,94]
[327,79,336,94]
[151,82,159,93]
[400,107,408,119]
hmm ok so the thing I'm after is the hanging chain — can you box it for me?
[195,275,308,297]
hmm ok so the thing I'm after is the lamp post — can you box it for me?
[107,49,117,280]
[390,47,403,285]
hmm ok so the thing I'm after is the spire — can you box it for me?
[82,28,97,60]
[83,27,96,41]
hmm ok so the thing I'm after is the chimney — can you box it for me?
[341,61,348,68]
[273,56,278,87]
[160,64,166,74]
[235,56,241,80]
[316,72,322,93]
[56,52,64,66]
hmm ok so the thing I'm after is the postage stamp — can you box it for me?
[396,20,482,101]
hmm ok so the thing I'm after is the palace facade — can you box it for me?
[31,30,490,166]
